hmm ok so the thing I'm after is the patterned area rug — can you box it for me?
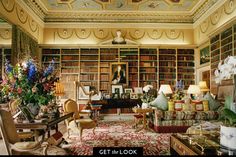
[65,120,171,156]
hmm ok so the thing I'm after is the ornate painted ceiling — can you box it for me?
[23,0,219,24]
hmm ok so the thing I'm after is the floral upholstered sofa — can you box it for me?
[148,92,222,133]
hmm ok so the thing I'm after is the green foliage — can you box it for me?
[219,96,236,126]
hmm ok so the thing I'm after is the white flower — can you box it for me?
[143,85,153,93]
[215,56,236,84]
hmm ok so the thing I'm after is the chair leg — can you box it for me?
[79,128,83,141]
[92,128,95,135]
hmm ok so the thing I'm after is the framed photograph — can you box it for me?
[130,93,138,99]
[124,88,133,94]
[110,62,128,85]
[134,87,143,94]
[111,84,123,95]
[78,86,90,99]
[217,84,234,101]
[200,46,210,65]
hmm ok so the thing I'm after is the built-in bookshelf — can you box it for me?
[100,48,118,91]
[120,48,139,88]
[0,48,11,78]
[139,48,158,88]
[210,24,235,95]
[234,24,236,55]
[41,47,195,99]
[177,49,195,89]
[80,48,99,89]
[41,48,60,75]
[159,49,177,87]
[220,27,233,60]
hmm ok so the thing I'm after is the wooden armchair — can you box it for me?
[0,109,47,155]
[63,99,96,141]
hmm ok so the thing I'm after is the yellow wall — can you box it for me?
[194,0,236,45]
[0,0,43,43]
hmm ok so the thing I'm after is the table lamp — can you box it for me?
[158,84,173,99]
[199,81,209,92]
[54,81,65,106]
[187,85,201,100]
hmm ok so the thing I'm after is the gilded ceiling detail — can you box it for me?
[54,28,185,42]
[0,0,15,12]
[0,28,11,40]
[22,0,220,24]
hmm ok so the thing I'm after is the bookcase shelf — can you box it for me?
[210,24,235,95]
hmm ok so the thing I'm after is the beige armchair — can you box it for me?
[0,109,47,155]
[63,99,96,141]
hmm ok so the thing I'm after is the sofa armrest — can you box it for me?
[150,107,164,125]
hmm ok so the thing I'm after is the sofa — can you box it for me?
[148,92,222,133]
[149,109,220,133]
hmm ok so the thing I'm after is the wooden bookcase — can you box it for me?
[99,48,118,92]
[234,24,236,55]
[80,48,99,89]
[139,48,158,88]
[159,49,177,87]
[177,49,195,89]
[120,48,139,88]
[41,47,194,100]
[0,48,11,77]
[210,24,235,95]
[41,48,61,75]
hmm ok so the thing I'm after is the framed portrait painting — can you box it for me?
[110,62,128,86]
[200,46,210,65]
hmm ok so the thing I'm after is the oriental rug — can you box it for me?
[65,120,171,156]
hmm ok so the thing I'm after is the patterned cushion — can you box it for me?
[203,92,221,111]
[150,92,168,111]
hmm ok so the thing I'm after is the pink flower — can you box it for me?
[17,88,22,94]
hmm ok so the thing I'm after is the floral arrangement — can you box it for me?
[173,80,185,100]
[1,58,57,107]
[214,56,236,84]
[215,56,236,126]
[141,85,155,103]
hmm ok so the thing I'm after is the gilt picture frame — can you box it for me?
[110,62,128,86]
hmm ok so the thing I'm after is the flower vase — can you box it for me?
[220,125,236,150]
[142,102,149,109]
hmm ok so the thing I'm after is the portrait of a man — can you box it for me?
[110,62,128,85]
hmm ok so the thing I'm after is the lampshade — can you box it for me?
[54,81,65,96]
[158,84,173,94]
[198,81,209,92]
[187,85,201,94]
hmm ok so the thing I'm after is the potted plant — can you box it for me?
[215,56,236,150]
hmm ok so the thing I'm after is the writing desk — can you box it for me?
[15,112,73,138]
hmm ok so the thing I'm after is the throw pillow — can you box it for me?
[168,101,174,111]
[174,100,184,111]
[150,92,168,111]
[203,92,221,111]
[202,100,209,111]
[193,101,203,111]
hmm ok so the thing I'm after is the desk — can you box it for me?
[132,107,153,132]
[15,112,73,138]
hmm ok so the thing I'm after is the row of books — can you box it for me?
[140,56,157,60]
[61,62,79,66]
[177,68,194,73]
[177,56,194,60]
[159,74,176,79]
[159,56,176,60]
[61,49,79,54]
[177,62,194,67]
[42,56,60,62]
[62,56,79,60]
[140,74,156,80]
[100,56,117,60]
[80,56,98,60]
[177,49,194,55]
[159,62,176,66]
[61,68,80,73]
[42,49,60,54]
[140,68,156,73]
[80,68,98,73]
[177,75,195,79]
[100,75,109,81]
[80,74,98,80]
[80,49,99,54]
[140,49,157,55]
[140,62,157,67]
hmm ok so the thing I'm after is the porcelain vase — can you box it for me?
[141,102,149,109]
[220,125,236,150]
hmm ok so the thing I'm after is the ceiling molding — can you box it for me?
[16,0,44,27]
[193,0,227,28]
[44,22,193,29]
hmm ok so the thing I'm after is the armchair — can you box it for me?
[63,99,96,141]
[0,109,46,155]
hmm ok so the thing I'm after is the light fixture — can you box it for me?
[187,85,201,100]
[158,84,173,95]
[54,81,65,96]
[198,81,209,92]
